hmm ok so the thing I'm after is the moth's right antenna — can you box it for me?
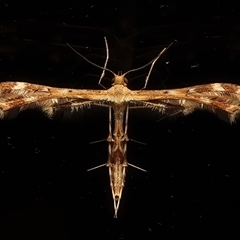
[142,41,174,89]
[123,41,174,89]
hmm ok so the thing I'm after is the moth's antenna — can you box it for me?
[142,42,173,89]
[123,41,174,89]
[66,41,116,78]
[98,37,109,89]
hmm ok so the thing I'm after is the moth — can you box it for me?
[0,38,240,217]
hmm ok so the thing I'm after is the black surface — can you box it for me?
[1,1,240,239]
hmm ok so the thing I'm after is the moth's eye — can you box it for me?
[112,78,115,83]
[124,78,128,84]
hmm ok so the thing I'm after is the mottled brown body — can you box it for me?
[1,74,240,217]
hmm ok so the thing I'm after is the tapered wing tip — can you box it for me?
[113,199,120,218]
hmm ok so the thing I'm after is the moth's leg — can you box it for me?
[122,105,129,154]
[107,107,113,162]
[108,106,112,139]
[124,105,129,135]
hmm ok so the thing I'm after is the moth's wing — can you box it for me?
[130,83,240,123]
[129,100,185,119]
[0,82,109,119]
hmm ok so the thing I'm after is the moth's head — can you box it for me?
[112,73,128,86]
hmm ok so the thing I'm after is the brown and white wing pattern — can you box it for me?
[1,81,240,123]
[130,83,240,123]
[0,82,109,118]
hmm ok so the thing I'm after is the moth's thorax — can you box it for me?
[107,85,132,104]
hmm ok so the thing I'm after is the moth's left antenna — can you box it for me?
[98,37,109,89]
[66,38,115,88]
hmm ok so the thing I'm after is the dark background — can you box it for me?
[0,1,239,239]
